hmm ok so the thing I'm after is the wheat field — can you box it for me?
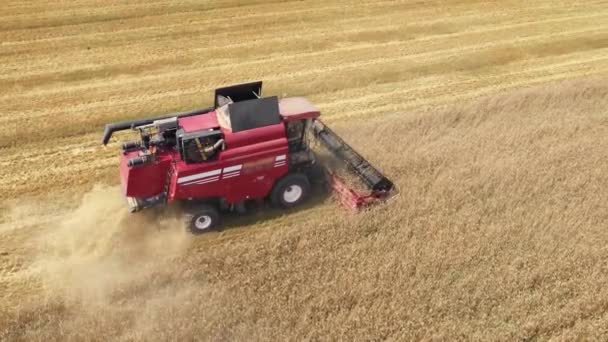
[1,0,608,340]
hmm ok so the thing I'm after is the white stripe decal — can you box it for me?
[223,173,240,179]
[183,176,220,185]
[223,165,242,173]
[223,171,240,177]
[196,178,220,184]
[186,176,220,186]
[274,162,286,167]
[178,169,221,184]
[275,155,286,161]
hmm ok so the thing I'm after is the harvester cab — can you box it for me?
[102,81,396,233]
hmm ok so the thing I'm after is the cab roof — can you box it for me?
[278,97,320,121]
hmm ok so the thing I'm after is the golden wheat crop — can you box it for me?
[1,0,608,340]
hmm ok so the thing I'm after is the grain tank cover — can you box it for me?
[214,81,263,107]
[228,96,281,132]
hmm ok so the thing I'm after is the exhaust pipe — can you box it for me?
[122,141,142,153]
[127,155,151,168]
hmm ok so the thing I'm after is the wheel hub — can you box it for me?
[283,185,303,203]
[194,215,212,230]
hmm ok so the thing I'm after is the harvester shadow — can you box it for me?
[218,186,331,232]
[143,184,332,235]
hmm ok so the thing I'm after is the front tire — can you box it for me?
[271,173,310,209]
[184,204,221,234]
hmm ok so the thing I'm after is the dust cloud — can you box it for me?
[31,186,192,318]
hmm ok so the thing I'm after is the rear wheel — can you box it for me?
[271,173,310,209]
[184,204,221,234]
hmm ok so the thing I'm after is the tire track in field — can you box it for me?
[3,14,606,107]
[3,2,604,80]
[0,0,496,68]
[2,0,593,46]
[0,0,409,33]
[2,23,605,127]
[5,0,604,76]
[0,0,201,17]
[0,0,344,40]
[1,0,177,12]
[317,52,608,115]
[2,0,604,71]
[331,65,608,121]
[0,0,306,31]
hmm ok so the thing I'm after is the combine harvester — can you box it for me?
[102,81,395,233]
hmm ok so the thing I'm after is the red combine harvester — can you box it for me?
[102,81,395,233]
